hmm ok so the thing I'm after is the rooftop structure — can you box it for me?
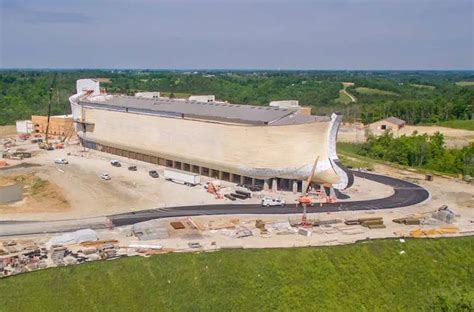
[79,95,325,126]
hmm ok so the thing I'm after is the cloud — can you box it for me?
[2,0,95,24]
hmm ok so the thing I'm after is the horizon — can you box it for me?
[1,68,473,72]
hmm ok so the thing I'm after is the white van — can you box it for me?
[261,197,285,207]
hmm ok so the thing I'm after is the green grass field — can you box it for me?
[1,237,473,311]
[421,120,474,131]
[355,87,399,96]
[455,81,474,87]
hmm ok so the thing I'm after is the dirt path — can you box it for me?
[341,89,357,103]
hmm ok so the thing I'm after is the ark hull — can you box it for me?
[70,79,353,190]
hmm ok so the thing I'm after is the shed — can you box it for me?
[16,120,33,134]
[368,116,406,131]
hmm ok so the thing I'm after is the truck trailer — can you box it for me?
[163,168,201,186]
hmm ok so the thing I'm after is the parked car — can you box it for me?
[54,158,68,165]
[261,197,285,207]
[110,160,121,167]
[148,170,159,178]
[100,173,111,180]
[128,165,137,171]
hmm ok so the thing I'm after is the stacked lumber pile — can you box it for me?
[344,217,386,229]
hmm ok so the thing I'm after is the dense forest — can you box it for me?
[342,131,474,176]
[0,70,473,126]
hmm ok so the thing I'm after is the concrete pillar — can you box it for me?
[199,166,203,175]
[251,178,256,186]
[180,162,184,170]
[218,171,223,180]
[292,180,298,194]
[271,179,278,192]
[229,173,234,183]
[263,179,270,191]
[240,175,245,185]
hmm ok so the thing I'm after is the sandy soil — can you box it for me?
[338,123,474,148]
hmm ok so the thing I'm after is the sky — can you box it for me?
[0,0,473,70]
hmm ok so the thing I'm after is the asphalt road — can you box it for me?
[109,171,430,227]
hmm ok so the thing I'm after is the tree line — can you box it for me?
[0,70,472,127]
[346,131,474,176]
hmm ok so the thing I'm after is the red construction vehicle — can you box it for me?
[298,195,314,207]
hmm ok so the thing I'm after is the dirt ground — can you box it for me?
[0,172,69,214]
[0,125,16,138]
[1,136,395,221]
[0,135,473,251]
[338,123,474,148]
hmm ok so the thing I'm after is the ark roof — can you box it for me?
[79,95,329,125]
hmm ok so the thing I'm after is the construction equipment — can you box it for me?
[207,181,223,199]
[295,156,321,227]
[298,195,314,206]
[38,74,57,151]
[304,156,319,194]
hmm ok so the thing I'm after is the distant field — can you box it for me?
[411,84,435,90]
[355,87,399,96]
[421,120,474,131]
[455,81,474,87]
[1,238,473,311]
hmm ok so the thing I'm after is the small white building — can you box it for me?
[269,100,312,116]
[135,92,160,99]
[269,100,300,109]
[189,95,215,103]
[16,120,33,134]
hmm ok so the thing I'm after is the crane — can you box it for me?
[298,155,319,227]
[38,74,57,150]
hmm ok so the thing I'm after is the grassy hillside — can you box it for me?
[1,237,473,311]
[420,120,474,131]
[336,89,354,104]
[355,87,399,96]
[411,83,435,90]
[455,81,474,87]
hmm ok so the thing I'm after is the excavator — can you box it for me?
[38,74,57,151]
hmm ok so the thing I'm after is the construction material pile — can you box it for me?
[345,217,386,229]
